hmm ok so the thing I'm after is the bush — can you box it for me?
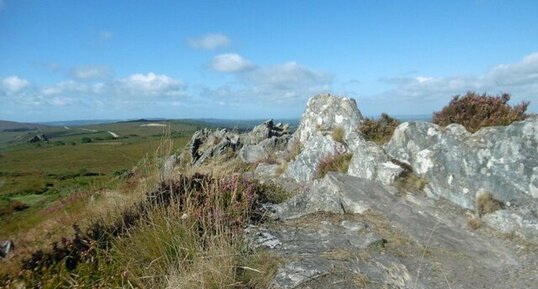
[80,137,92,143]
[433,92,530,132]
[315,153,353,178]
[476,192,503,217]
[360,113,400,144]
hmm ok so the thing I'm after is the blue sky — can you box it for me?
[1,0,537,122]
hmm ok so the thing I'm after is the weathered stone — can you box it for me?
[240,135,290,163]
[255,163,280,178]
[284,134,347,182]
[347,132,404,185]
[0,240,13,258]
[161,154,180,179]
[291,93,364,146]
[385,117,538,209]
[27,134,48,143]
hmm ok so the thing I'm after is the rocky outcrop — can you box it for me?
[386,118,538,208]
[187,119,291,166]
[385,117,538,238]
[284,134,347,182]
[187,128,240,166]
[292,93,364,145]
[256,173,535,289]
[284,94,362,182]
[27,134,48,143]
[284,93,404,184]
[347,132,404,185]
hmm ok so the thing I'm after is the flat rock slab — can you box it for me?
[253,173,538,289]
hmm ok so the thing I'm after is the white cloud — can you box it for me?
[187,33,231,50]
[377,52,538,109]
[210,53,253,73]
[1,72,187,110]
[2,76,30,92]
[118,72,186,96]
[203,61,333,103]
[72,65,111,80]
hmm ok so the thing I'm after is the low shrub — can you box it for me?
[360,113,400,144]
[476,192,503,217]
[433,92,530,132]
[80,137,92,143]
[315,153,353,178]
[391,159,428,194]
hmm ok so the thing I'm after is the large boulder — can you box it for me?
[385,117,538,209]
[292,93,364,145]
[243,119,290,145]
[347,132,404,185]
[284,134,347,182]
[187,128,241,165]
[240,135,290,164]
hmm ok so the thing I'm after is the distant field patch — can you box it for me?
[140,123,167,127]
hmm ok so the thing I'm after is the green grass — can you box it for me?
[0,120,199,243]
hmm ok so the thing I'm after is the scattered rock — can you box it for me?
[187,119,291,166]
[27,134,48,143]
[0,240,13,258]
[161,154,180,179]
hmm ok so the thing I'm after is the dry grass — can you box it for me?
[467,217,482,230]
[359,113,400,145]
[391,160,428,194]
[331,127,345,143]
[315,153,353,178]
[476,192,503,217]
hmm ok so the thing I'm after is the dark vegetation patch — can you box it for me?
[391,159,428,194]
[6,174,279,287]
[433,91,530,132]
[316,153,353,178]
[359,113,400,144]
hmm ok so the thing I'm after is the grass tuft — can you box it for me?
[331,127,345,143]
[476,192,503,217]
[315,153,353,178]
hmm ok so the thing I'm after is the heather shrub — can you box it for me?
[359,113,400,144]
[433,92,530,132]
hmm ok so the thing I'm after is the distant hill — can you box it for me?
[40,119,121,127]
[0,120,50,132]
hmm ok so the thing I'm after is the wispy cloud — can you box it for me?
[0,73,187,109]
[100,31,113,41]
[210,53,253,73]
[187,33,231,50]
[203,60,332,103]
[376,52,538,108]
[72,65,111,80]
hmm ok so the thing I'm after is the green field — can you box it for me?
[0,120,209,231]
